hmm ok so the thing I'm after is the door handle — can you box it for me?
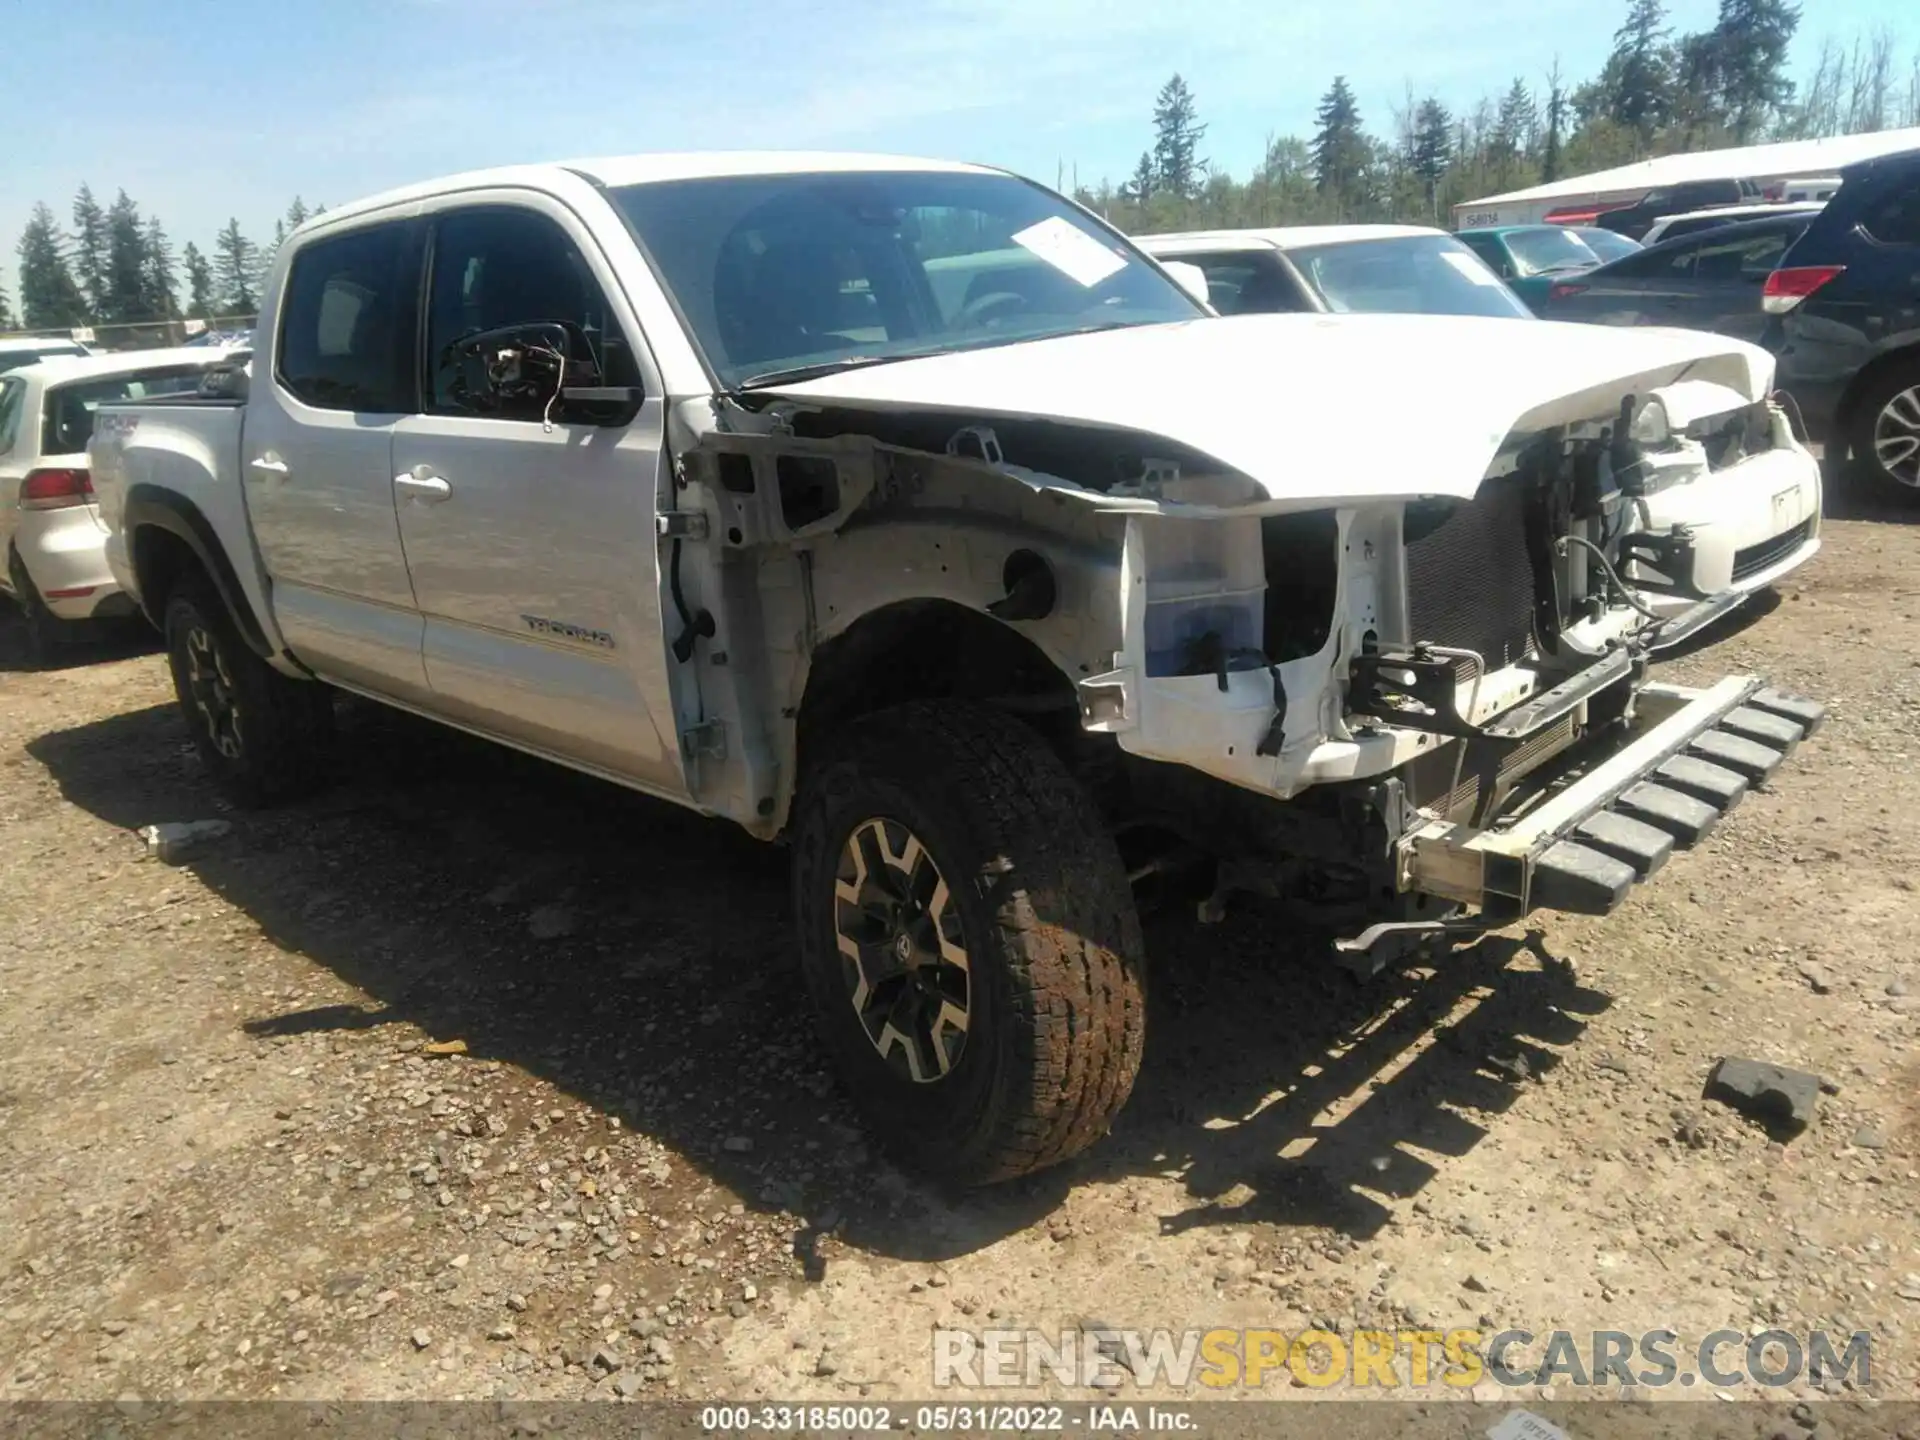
[248,457,289,478]
[393,473,452,503]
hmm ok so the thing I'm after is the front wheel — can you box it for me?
[791,701,1146,1186]
[163,579,334,807]
[1850,361,1920,499]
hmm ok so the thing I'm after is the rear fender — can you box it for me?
[124,486,287,665]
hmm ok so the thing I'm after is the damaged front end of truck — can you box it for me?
[660,314,1825,968]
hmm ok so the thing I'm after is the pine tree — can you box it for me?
[1543,60,1567,181]
[0,279,14,333]
[1494,78,1538,160]
[183,241,213,320]
[213,219,259,316]
[142,216,178,321]
[1710,0,1800,140]
[17,203,89,329]
[1310,76,1370,207]
[103,189,149,324]
[286,196,310,229]
[1606,0,1674,137]
[255,219,288,299]
[1125,151,1155,205]
[1410,98,1454,212]
[70,183,109,319]
[1151,74,1208,201]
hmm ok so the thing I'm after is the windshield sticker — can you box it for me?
[1440,250,1503,286]
[1011,217,1127,288]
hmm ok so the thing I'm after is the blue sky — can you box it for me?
[3,0,1912,312]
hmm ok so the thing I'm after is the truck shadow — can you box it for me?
[27,697,1611,1267]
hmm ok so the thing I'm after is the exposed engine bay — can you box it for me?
[657,367,1818,959]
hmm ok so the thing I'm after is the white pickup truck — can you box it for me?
[91,151,1825,1185]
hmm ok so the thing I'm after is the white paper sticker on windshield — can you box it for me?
[1011,217,1127,288]
[1441,249,1502,286]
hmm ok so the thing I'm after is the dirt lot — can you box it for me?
[2,489,1917,1410]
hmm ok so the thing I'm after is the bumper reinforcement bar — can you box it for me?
[1393,676,1825,925]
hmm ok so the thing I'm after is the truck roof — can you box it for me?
[307,152,1004,233]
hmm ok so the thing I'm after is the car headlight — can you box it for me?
[1628,396,1671,447]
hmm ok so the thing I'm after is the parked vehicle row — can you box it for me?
[1,348,232,656]
[83,150,1828,1186]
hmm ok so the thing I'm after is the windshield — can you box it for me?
[1284,236,1533,319]
[41,366,209,454]
[1573,228,1640,263]
[609,170,1201,389]
[1503,228,1601,277]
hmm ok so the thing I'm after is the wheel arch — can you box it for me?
[788,598,1085,823]
[1835,339,1920,443]
[124,485,274,659]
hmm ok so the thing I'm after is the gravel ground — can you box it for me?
[1,488,1916,1409]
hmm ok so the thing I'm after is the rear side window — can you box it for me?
[1689,225,1803,281]
[1861,186,1920,245]
[277,222,417,413]
[41,366,211,455]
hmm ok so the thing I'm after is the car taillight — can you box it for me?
[18,467,94,510]
[1762,265,1844,314]
[1549,281,1589,301]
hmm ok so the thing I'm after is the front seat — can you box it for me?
[716,239,849,369]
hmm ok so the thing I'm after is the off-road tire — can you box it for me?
[7,547,80,663]
[163,578,334,807]
[792,700,1146,1186]
[1848,359,1920,500]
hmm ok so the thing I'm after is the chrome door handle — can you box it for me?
[393,473,452,503]
[248,457,289,477]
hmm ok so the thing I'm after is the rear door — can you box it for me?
[389,197,685,796]
[1668,221,1805,341]
[1546,241,1696,326]
[244,218,430,700]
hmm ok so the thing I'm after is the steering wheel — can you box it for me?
[953,290,1030,329]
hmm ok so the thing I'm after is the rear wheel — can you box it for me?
[163,578,334,807]
[1850,361,1920,499]
[7,547,82,663]
[791,700,1146,1186]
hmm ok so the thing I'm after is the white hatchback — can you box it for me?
[0,349,222,654]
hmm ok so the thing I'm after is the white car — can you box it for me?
[0,348,224,653]
[0,336,92,373]
[1140,225,1821,617]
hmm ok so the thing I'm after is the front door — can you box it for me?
[389,199,684,796]
[245,218,429,699]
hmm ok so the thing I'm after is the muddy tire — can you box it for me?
[163,579,334,807]
[7,547,81,663]
[791,700,1146,1186]
[1848,360,1920,500]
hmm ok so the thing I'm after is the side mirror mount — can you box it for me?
[441,321,641,426]
[1162,260,1213,308]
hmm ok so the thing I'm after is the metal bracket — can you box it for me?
[1616,528,1705,598]
[657,511,709,541]
[680,718,727,762]
[1347,645,1480,737]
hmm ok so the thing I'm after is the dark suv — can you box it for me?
[1594,178,1759,240]
[1762,148,1920,499]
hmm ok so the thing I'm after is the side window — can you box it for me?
[425,206,641,420]
[1692,229,1792,281]
[1609,241,1700,281]
[0,379,23,454]
[1861,187,1920,245]
[277,223,416,413]
[1188,254,1313,315]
